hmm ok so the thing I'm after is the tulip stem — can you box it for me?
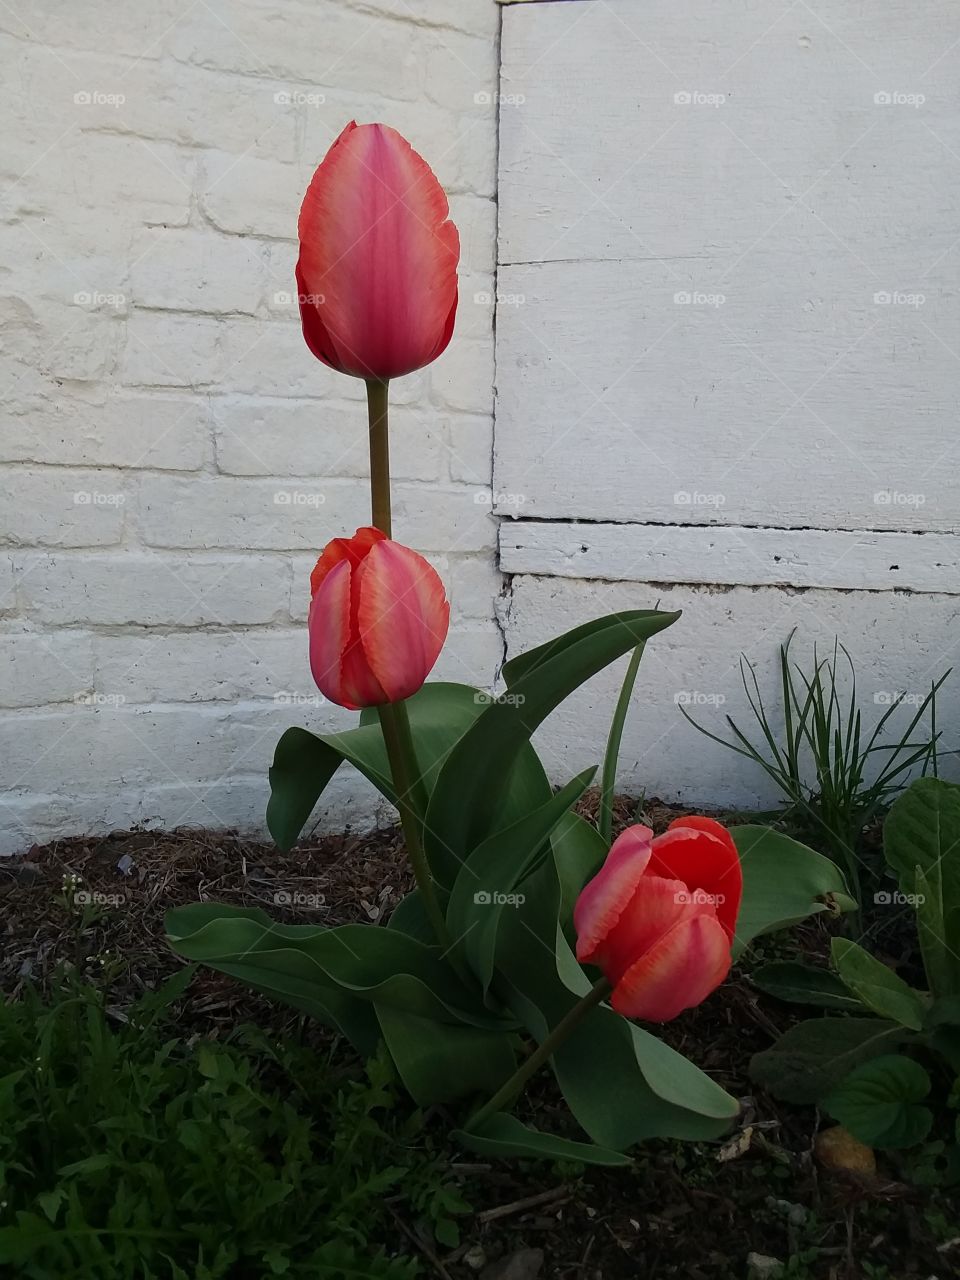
[378,700,449,947]
[365,378,448,950]
[465,977,611,1133]
[366,378,392,537]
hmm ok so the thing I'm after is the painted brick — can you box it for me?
[0,629,96,709]
[0,469,127,548]
[129,229,276,316]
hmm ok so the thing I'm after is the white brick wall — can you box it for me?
[0,0,502,852]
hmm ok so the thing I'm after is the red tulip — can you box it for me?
[574,816,743,1022]
[308,527,449,710]
[297,122,460,381]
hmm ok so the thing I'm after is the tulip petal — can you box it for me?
[356,540,449,701]
[590,873,701,985]
[310,526,386,598]
[308,558,352,708]
[611,914,732,1022]
[574,825,653,964]
[647,822,743,940]
[298,122,460,380]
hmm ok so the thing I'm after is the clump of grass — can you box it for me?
[0,968,468,1278]
[680,630,948,904]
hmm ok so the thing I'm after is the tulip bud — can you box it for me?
[297,121,460,381]
[574,816,743,1022]
[308,527,449,710]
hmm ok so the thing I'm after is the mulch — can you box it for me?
[0,797,955,1279]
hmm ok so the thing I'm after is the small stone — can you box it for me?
[480,1248,544,1280]
[815,1125,877,1174]
[116,854,135,876]
[463,1244,487,1271]
[746,1253,785,1279]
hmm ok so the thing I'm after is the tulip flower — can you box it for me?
[308,527,449,711]
[574,816,743,1022]
[297,121,460,381]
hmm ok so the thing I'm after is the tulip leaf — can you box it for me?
[824,1054,932,1149]
[731,825,857,957]
[884,778,960,994]
[387,889,436,945]
[452,1113,632,1166]
[164,902,512,1031]
[267,682,550,853]
[551,811,608,928]
[751,962,865,1011]
[426,609,679,887]
[831,938,927,1031]
[374,1005,517,1107]
[446,768,596,992]
[750,1017,909,1104]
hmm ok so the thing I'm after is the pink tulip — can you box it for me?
[297,122,460,381]
[574,816,743,1022]
[308,527,449,711]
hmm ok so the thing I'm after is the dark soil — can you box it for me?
[2,799,956,1280]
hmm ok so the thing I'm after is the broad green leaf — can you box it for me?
[916,863,958,997]
[831,938,927,1030]
[884,777,960,987]
[731,825,857,957]
[751,962,864,1012]
[824,1054,932,1149]
[452,1113,632,1166]
[447,768,596,991]
[375,1005,517,1107]
[387,889,435,945]
[551,811,607,928]
[165,902,510,1032]
[267,682,550,853]
[750,1017,908,1104]
[425,609,679,886]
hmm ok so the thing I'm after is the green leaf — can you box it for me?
[884,777,960,991]
[824,1054,933,1149]
[916,863,956,998]
[375,1005,517,1107]
[452,1113,632,1166]
[731,825,857,957]
[425,609,679,887]
[750,1017,908,1104]
[751,962,864,1011]
[165,903,509,1032]
[446,768,596,992]
[831,938,927,1030]
[551,811,607,928]
[268,682,550,854]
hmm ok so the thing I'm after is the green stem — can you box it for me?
[366,378,392,537]
[465,977,611,1133]
[598,643,645,846]
[365,379,447,949]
